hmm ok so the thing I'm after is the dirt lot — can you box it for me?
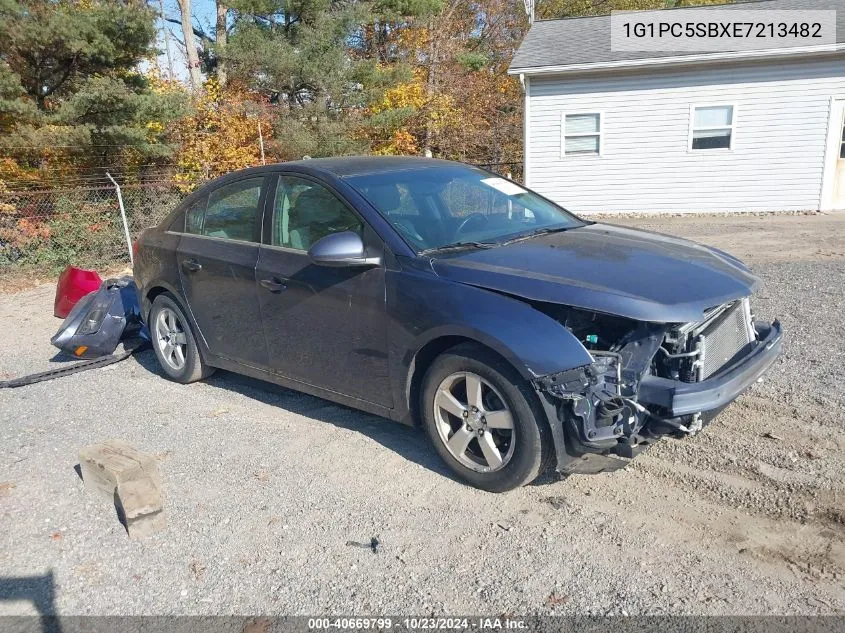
[1,212,844,616]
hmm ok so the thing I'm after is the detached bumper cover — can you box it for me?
[638,320,783,417]
[51,277,144,359]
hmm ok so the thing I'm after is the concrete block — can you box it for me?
[116,477,166,539]
[125,508,167,540]
[116,476,162,519]
[78,439,160,501]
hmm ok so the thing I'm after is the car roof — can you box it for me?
[227,156,467,179]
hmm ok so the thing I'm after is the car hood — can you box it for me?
[430,223,759,323]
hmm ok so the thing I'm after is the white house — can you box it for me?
[508,0,845,213]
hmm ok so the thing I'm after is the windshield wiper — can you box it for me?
[499,225,574,245]
[420,240,497,255]
[420,225,575,255]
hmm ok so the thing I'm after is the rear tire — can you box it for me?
[421,343,551,492]
[149,293,214,384]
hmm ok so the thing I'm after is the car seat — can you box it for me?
[287,187,356,250]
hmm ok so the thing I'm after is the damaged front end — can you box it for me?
[531,299,783,475]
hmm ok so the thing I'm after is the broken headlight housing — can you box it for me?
[74,293,115,335]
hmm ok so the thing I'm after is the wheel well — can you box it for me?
[144,286,170,320]
[407,336,517,427]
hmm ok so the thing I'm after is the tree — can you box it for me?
[175,0,204,90]
[534,0,728,20]
[358,0,527,165]
[216,2,229,87]
[0,0,155,110]
[0,0,188,185]
[2,0,695,192]
[174,78,271,188]
[210,0,372,157]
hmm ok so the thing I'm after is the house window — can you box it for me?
[690,105,734,150]
[562,113,601,156]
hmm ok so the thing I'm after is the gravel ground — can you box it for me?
[1,212,844,616]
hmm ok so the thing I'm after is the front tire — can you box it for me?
[421,343,551,492]
[149,293,214,384]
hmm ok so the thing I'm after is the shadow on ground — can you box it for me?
[132,349,462,484]
[0,571,62,631]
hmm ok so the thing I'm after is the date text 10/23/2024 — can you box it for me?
[307,618,529,631]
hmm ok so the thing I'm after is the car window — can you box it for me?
[271,175,363,251]
[201,177,264,242]
[183,195,207,234]
[439,177,537,220]
[353,181,429,244]
[347,165,582,251]
[359,182,420,217]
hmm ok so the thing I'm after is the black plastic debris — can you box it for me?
[345,536,381,554]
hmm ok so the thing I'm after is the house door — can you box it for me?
[823,99,845,210]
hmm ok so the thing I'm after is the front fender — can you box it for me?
[389,266,593,383]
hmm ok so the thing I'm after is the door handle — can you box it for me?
[182,258,202,273]
[260,278,287,293]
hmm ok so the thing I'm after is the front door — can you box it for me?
[255,174,392,407]
[177,175,269,365]
[823,99,845,210]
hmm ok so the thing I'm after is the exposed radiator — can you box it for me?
[698,298,756,379]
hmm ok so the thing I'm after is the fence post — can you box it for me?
[258,121,266,165]
[105,172,134,268]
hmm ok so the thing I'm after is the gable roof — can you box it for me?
[509,0,845,75]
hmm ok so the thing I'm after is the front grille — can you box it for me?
[699,299,755,379]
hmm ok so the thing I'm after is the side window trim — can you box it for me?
[263,172,369,252]
[261,174,280,246]
[256,175,272,244]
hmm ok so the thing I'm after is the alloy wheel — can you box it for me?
[433,371,515,473]
[154,306,188,371]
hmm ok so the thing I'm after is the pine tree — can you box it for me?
[0,0,188,182]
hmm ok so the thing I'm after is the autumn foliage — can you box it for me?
[174,79,272,190]
[0,0,689,194]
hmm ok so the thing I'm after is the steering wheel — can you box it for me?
[454,212,488,239]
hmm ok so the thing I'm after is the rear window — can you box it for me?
[202,178,264,242]
[178,195,207,233]
[180,178,264,242]
[168,213,185,232]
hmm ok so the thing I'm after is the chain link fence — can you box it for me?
[0,159,525,276]
[0,182,184,274]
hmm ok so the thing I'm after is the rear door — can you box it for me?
[255,173,392,406]
[177,175,269,366]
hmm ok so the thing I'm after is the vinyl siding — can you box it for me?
[526,56,845,213]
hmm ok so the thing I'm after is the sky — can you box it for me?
[154,0,218,82]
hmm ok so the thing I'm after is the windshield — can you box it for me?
[346,165,584,252]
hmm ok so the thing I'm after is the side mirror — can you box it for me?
[308,231,381,267]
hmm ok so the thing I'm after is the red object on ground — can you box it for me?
[54,266,103,318]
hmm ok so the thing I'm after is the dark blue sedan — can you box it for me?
[134,157,782,491]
